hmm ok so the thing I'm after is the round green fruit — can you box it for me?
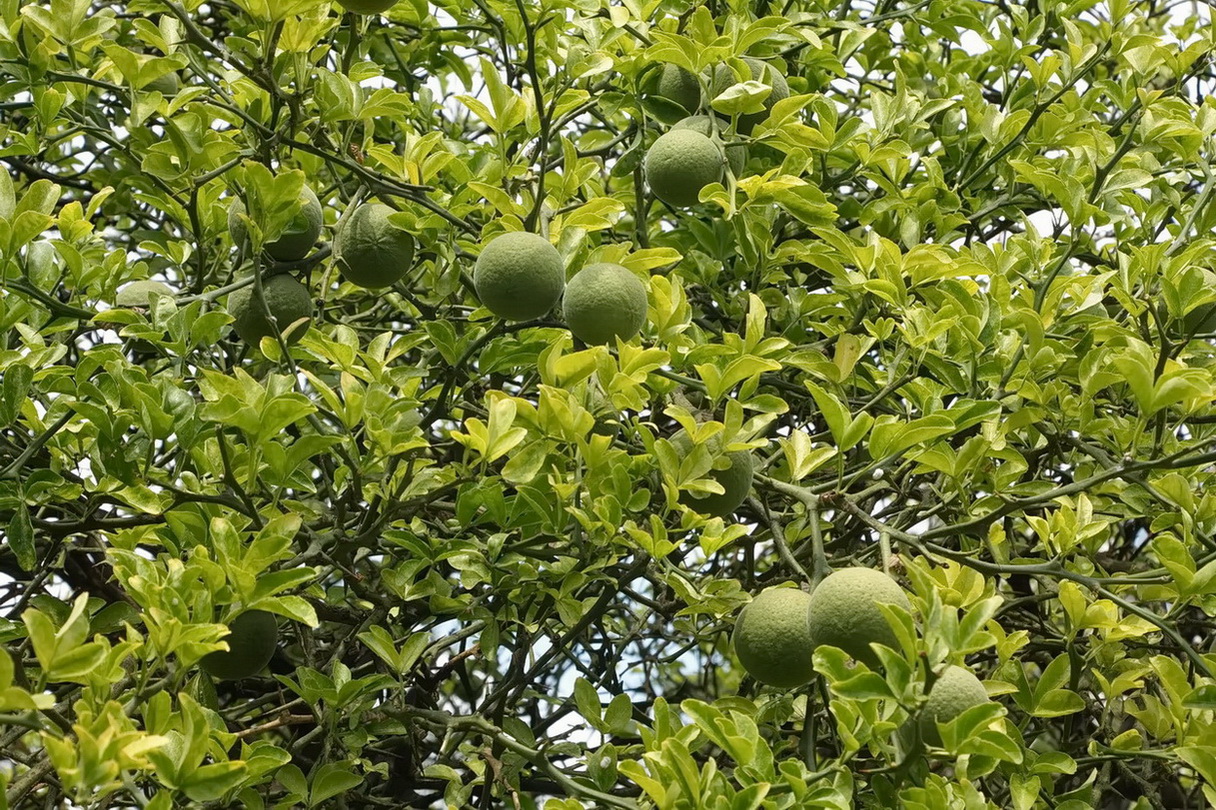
[656,64,701,117]
[227,274,314,347]
[670,430,754,518]
[337,0,398,12]
[805,567,911,667]
[563,263,648,345]
[644,129,725,209]
[707,57,790,134]
[228,185,324,262]
[673,115,747,177]
[919,665,991,746]
[731,587,816,688]
[473,231,565,321]
[115,280,174,308]
[199,610,278,681]
[334,203,414,289]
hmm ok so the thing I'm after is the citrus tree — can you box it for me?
[2,0,1216,807]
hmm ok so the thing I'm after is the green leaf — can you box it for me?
[868,414,956,460]
[6,502,35,571]
[1032,689,1086,718]
[1183,684,1216,711]
[710,80,771,116]
[573,678,603,729]
[181,761,248,802]
[310,762,363,806]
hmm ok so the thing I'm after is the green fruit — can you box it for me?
[644,129,725,208]
[228,185,324,262]
[199,611,278,681]
[115,280,174,308]
[707,57,790,134]
[670,430,754,518]
[334,203,414,289]
[731,587,816,688]
[656,64,701,116]
[673,115,747,177]
[473,231,565,321]
[337,0,398,12]
[919,665,991,746]
[563,263,648,345]
[228,274,314,347]
[805,567,912,667]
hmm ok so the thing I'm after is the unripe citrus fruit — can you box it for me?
[805,567,911,667]
[919,665,991,746]
[228,185,324,262]
[337,0,398,12]
[708,57,790,134]
[473,231,565,321]
[228,274,314,347]
[732,587,816,688]
[200,610,278,681]
[670,430,754,517]
[334,203,414,289]
[644,129,725,208]
[563,263,648,345]
[673,115,746,177]
[115,280,174,308]
[656,64,701,117]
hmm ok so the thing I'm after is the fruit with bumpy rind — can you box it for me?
[656,64,701,117]
[670,430,754,518]
[334,203,414,289]
[337,0,398,13]
[563,263,648,345]
[227,274,314,347]
[199,611,278,681]
[115,280,174,308]
[644,129,726,209]
[805,567,912,667]
[672,115,746,177]
[707,57,790,134]
[919,665,991,746]
[228,185,323,262]
[732,587,816,688]
[473,231,565,321]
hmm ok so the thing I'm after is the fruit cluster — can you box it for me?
[645,58,789,208]
[101,49,801,682]
[732,568,993,748]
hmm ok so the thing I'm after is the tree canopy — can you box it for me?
[2,0,1216,807]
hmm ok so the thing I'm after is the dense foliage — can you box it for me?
[2,0,1216,807]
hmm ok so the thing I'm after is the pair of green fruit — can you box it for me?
[471,231,649,346]
[226,192,415,347]
[228,190,413,287]
[655,59,791,134]
[732,568,991,746]
[645,58,790,208]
